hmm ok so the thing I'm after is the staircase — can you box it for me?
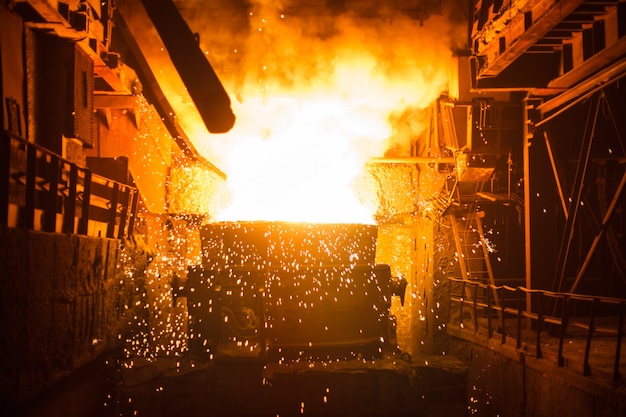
[449,195,502,325]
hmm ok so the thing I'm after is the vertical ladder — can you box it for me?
[450,204,502,324]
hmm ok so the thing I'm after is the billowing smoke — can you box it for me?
[167,0,463,222]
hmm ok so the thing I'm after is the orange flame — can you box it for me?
[174,6,456,223]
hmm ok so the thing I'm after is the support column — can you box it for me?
[523,97,536,313]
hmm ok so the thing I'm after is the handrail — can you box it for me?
[448,277,626,387]
[1,130,138,239]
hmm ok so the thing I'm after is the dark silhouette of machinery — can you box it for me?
[181,222,408,361]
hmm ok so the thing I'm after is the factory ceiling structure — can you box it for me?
[488,0,626,296]
[1,0,626,416]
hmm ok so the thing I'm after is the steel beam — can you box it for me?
[569,169,626,293]
[368,157,455,164]
[543,130,569,218]
[113,6,227,179]
[140,0,235,134]
[552,92,602,292]
[536,58,626,122]
[475,0,585,77]
[523,97,537,314]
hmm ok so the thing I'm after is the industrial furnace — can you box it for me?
[184,221,406,362]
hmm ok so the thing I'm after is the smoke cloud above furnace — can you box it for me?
[176,0,461,153]
[164,0,465,222]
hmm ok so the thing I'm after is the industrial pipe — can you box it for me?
[140,0,235,134]
[369,156,455,164]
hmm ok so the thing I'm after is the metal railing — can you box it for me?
[1,130,138,238]
[448,277,626,387]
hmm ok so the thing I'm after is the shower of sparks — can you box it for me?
[194,222,392,361]
[118,220,407,364]
[117,0,463,376]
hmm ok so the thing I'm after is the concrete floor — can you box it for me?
[114,353,467,417]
